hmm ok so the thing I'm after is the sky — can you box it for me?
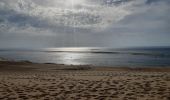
[0,0,170,48]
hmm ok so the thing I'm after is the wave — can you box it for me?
[41,50,169,58]
[0,47,170,58]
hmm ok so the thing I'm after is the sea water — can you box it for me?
[0,47,170,67]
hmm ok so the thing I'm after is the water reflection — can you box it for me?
[46,47,94,52]
[0,47,170,67]
[58,53,86,65]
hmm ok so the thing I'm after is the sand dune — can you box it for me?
[0,61,170,100]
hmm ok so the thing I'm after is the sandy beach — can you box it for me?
[0,61,170,100]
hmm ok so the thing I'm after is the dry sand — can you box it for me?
[0,61,170,100]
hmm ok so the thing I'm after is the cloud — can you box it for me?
[0,0,134,30]
[0,0,169,48]
[146,0,170,4]
[112,0,170,33]
[103,0,170,47]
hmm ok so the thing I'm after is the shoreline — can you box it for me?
[1,60,170,72]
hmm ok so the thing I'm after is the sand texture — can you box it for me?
[0,61,170,100]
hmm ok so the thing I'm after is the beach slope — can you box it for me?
[0,61,170,100]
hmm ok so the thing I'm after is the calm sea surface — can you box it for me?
[0,47,170,67]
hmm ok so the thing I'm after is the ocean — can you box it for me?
[0,47,170,67]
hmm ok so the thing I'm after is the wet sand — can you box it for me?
[0,61,170,100]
